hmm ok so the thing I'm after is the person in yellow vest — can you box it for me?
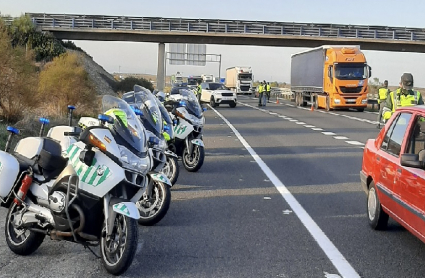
[258,82,264,106]
[382,73,423,123]
[196,80,202,103]
[266,82,271,102]
[377,80,390,128]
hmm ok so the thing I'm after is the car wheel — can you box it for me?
[367,181,389,230]
[229,102,237,108]
[314,95,319,109]
[210,97,217,108]
[357,108,365,112]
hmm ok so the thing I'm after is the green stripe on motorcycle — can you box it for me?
[95,168,110,186]
[69,146,79,161]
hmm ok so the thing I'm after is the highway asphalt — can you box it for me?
[1,96,425,278]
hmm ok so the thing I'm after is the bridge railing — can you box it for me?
[22,13,425,42]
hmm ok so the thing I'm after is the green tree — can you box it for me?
[116,76,154,93]
[38,52,98,117]
[0,22,39,122]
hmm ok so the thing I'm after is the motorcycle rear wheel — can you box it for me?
[5,202,45,256]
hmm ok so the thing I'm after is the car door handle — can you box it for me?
[376,156,380,161]
[397,168,402,174]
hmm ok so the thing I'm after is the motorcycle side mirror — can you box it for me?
[98,114,114,125]
[79,149,95,166]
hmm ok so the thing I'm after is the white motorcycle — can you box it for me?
[124,86,179,186]
[82,89,172,227]
[0,95,157,275]
[167,89,206,172]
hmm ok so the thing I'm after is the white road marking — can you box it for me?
[334,136,349,140]
[289,119,298,122]
[346,141,365,146]
[286,104,295,107]
[312,128,324,131]
[322,132,336,136]
[210,106,360,278]
[296,122,306,125]
[304,125,316,128]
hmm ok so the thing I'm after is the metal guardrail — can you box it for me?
[20,13,425,42]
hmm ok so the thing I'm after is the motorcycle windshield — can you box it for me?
[179,89,203,118]
[102,95,147,156]
[123,86,164,139]
[155,97,174,139]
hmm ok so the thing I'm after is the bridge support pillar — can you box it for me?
[157,42,166,91]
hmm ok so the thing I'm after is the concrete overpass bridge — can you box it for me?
[25,13,425,89]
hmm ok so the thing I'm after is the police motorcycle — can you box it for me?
[78,94,172,227]
[0,96,152,275]
[123,87,178,187]
[166,88,206,172]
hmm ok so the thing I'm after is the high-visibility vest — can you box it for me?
[196,85,202,95]
[378,88,389,103]
[266,84,271,92]
[258,85,264,93]
[383,89,421,120]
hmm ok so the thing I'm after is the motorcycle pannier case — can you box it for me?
[0,151,20,199]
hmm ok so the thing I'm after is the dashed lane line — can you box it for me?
[209,105,361,278]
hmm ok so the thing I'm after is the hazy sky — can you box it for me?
[2,0,425,87]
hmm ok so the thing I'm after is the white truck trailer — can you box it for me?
[225,67,253,94]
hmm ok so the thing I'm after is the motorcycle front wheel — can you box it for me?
[136,180,171,226]
[100,214,138,275]
[162,155,179,185]
[182,145,205,172]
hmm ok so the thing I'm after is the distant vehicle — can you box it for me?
[291,45,371,112]
[360,106,425,242]
[200,82,237,108]
[225,67,253,94]
[171,72,184,86]
[201,74,214,83]
[187,76,203,88]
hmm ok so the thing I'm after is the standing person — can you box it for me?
[377,80,390,129]
[266,82,271,103]
[258,82,264,106]
[382,73,423,122]
[196,80,202,104]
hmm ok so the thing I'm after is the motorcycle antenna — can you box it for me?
[39,117,50,137]
[68,105,76,126]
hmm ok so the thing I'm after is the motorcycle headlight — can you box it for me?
[118,145,150,174]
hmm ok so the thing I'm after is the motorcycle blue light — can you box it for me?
[148,136,160,145]
[98,114,114,124]
[203,107,207,111]
[130,106,143,116]
[173,119,178,125]
[6,126,19,135]
[179,100,187,107]
[67,105,76,110]
[39,117,50,124]
[164,125,170,131]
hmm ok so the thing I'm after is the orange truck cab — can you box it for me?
[291,45,371,112]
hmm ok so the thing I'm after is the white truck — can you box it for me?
[225,67,253,94]
[201,74,214,83]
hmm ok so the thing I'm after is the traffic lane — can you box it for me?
[138,108,339,278]
[0,108,338,278]
[215,105,425,278]
[240,98,379,145]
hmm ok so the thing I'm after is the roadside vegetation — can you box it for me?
[0,15,151,148]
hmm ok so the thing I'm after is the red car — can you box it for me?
[360,106,425,241]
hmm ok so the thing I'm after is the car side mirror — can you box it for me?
[400,154,422,169]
